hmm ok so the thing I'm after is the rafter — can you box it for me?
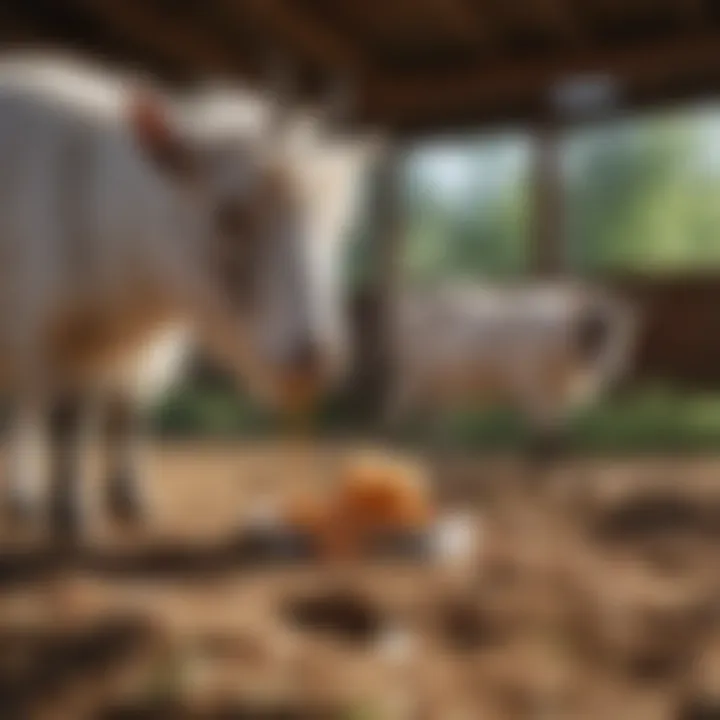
[363,28,720,129]
[675,0,707,25]
[1,0,719,135]
[0,13,46,44]
[530,0,585,43]
[223,0,364,71]
[420,0,493,45]
[70,0,246,77]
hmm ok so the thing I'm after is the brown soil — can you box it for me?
[0,442,718,719]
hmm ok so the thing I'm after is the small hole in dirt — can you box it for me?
[677,696,720,720]
[628,651,684,684]
[595,494,719,542]
[283,590,384,644]
[441,600,497,652]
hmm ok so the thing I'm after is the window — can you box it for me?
[564,104,720,274]
[401,134,532,281]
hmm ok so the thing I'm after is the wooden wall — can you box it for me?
[612,274,720,389]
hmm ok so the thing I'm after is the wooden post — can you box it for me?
[372,140,404,351]
[531,118,565,275]
[351,140,405,420]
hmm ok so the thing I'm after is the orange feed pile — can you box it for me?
[280,453,435,559]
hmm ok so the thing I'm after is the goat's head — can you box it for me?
[127,77,381,413]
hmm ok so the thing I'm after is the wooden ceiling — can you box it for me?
[1,0,720,135]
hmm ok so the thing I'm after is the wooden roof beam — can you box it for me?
[69,0,248,78]
[675,0,707,25]
[420,0,494,46]
[493,0,585,45]
[0,1,178,80]
[531,0,586,43]
[0,6,46,43]
[225,0,365,72]
[363,29,720,129]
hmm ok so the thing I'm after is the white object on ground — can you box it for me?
[377,626,416,667]
[242,497,284,531]
[431,512,483,571]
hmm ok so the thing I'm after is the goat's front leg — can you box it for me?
[4,399,47,524]
[48,392,94,539]
[103,393,148,525]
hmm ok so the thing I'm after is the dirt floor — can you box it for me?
[0,442,718,719]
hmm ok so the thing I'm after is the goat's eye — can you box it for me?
[216,202,251,237]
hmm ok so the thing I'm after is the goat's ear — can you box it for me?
[127,89,197,179]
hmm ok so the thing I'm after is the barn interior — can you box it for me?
[0,2,719,718]
[3,0,720,390]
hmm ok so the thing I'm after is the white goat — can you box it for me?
[0,52,377,536]
[384,281,638,443]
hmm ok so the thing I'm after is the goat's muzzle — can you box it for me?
[277,340,327,415]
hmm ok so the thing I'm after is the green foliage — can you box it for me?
[152,382,720,452]
[565,113,720,272]
[153,384,273,438]
[402,137,530,279]
[567,386,720,452]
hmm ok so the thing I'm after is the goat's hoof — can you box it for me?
[106,477,145,525]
